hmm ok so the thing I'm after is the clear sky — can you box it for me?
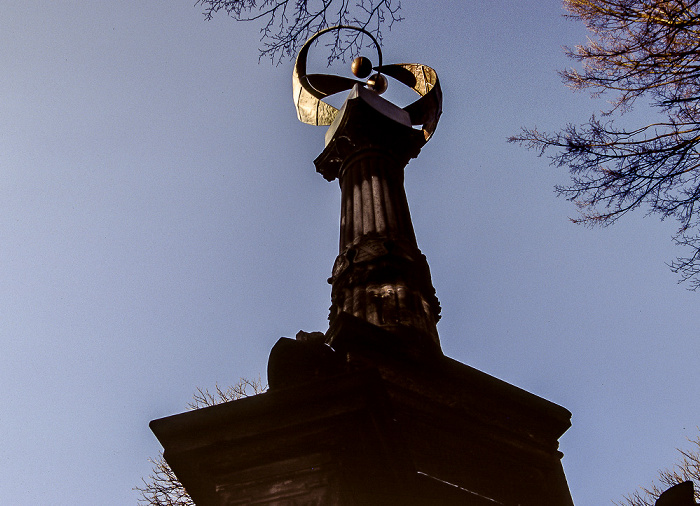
[1,1,697,504]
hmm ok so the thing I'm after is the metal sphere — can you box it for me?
[351,56,373,78]
[367,73,388,94]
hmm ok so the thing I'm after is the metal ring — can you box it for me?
[302,25,382,69]
[294,26,383,99]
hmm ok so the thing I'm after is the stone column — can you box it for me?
[315,85,441,352]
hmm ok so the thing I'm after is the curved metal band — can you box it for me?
[292,26,442,141]
[375,63,442,141]
[293,26,382,126]
[296,26,382,98]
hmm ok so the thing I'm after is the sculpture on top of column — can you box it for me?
[292,26,444,357]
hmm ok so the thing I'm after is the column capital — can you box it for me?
[315,85,427,182]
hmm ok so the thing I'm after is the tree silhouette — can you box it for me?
[614,433,700,505]
[511,0,700,289]
[137,378,267,506]
[196,0,401,63]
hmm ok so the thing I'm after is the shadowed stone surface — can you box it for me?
[151,314,574,506]
[317,85,441,352]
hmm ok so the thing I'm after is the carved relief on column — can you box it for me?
[329,245,441,346]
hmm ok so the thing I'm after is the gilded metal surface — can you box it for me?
[292,26,442,139]
[376,63,442,140]
[292,26,372,126]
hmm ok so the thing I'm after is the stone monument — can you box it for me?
[151,27,574,505]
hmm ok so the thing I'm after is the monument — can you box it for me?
[150,27,574,505]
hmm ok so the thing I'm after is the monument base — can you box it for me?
[151,315,573,506]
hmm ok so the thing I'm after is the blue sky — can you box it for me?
[1,1,698,504]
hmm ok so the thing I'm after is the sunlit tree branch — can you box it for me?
[614,433,700,505]
[511,0,700,289]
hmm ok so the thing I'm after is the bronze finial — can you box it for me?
[292,25,443,141]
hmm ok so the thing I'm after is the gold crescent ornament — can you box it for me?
[292,26,442,141]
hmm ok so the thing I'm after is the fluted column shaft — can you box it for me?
[339,148,417,252]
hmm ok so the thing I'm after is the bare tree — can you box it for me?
[614,433,700,505]
[136,378,267,506]
[510,0,700,289]
[195,0,402,63]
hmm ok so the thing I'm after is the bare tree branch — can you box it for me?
[194,0,402,63]
[510,0,700,289]
[614,433,700,505]
[136,377,267,506]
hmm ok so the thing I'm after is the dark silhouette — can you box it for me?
[656,482,697,506]
[150,27,573,506]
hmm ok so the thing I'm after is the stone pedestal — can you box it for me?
[151,314,574,506]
